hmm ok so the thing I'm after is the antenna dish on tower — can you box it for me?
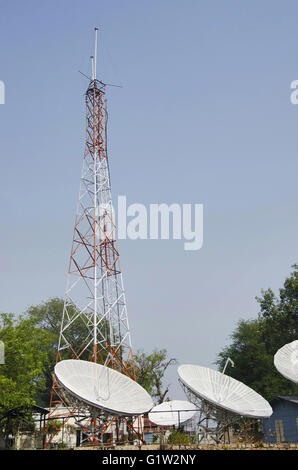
[54,360,154,416]
[178,364,272,419]
[274,340,298,384]
[148,400,197,427]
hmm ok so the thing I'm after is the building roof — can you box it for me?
[270,396,298,405]
[32,405,49,415]
[0,404,49,420]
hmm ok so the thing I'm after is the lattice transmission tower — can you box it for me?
[46,29,137,445]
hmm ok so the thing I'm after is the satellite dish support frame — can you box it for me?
[178,378,245,445]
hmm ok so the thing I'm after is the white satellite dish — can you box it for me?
[178,364,272,419]
[148,400,197,427]
[54,359,154,416]
[274,340,298,384]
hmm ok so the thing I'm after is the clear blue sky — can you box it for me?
[1,0,298,398]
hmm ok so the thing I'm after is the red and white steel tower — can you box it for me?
[46,29,137,446]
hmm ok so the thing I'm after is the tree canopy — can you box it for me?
[0,313,50,445]
[216,265,298,401]
[133,348,177,404]
[0,313,50,411]
[25,297,71,406]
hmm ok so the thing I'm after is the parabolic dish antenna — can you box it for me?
[148,400,197,427]
[274,340,298,384]
[178,364,272,419]
[54,359,154,416]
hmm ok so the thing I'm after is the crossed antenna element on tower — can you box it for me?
[79,28,123,88]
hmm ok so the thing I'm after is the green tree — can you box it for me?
[25,297,85,355]
[216,265,298,401]
[257,264,298,354]
[216,318,290,400]
[0,313,50,446]
[133,349,177,404]
[25,298,73,406]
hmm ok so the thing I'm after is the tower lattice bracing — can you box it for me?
[57,78,134,376]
